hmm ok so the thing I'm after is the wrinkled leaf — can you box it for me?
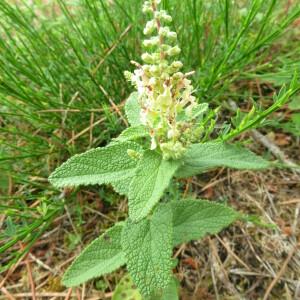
[189,103,209,120]
[112,125,149,144]
[129,150,180,221]
[171,199,239,245]
[125,92,142,126]
[177,141,270,178]
[63,223,125,287]
[122,204,173,296]
[49,142,142,188]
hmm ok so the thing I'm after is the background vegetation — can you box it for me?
[0,0,299,299]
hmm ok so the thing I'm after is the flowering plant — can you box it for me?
[49,0,298,298]
[125,0,214,160]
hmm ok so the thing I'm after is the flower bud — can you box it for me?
[160,141,186,160]
[150,137,157,150]
[150,65,160,75]
[141,53,154,64]
[152,52,161,63]
[158,26,170,37]
[167,46,181,56]
[143,37,160,48]
[156,87,172,107]
[155,10,172,23]
[124,71,133,81]
[154,11,162,18]
[183,78,192,86]
[127,149,142,160]
[142,1,152,13]
[140,109,148,125]
[167,31,177,41]
[143,65,151,73]
[161,72,169,80]
[159,62,168,70]
[149,77,157,85]
[171,61,183,70]
[143,20,156,35]
[167,128,180,139]
[143,39,152,48]
[161,12,172,23]
[173,72,184,80]
[161,44,171,51]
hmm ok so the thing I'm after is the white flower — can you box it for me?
[150,137,157,150]
[140,109,148,125]
[171,61,183,69]
[167,46,181,56]
[124,0,202,160]
[167,31,177,40]
[158,27,170,37]
[141,53,154,63]
[149,77,157,85]
[143,20,156,35]
[156,87,172,108]
[142,1,152,13]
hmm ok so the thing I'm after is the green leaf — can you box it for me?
[281,113,300,137]
[148,276,179,300]
[62,223,125,287]
[189,103,209,120]
[177,141,270,178]
[288,96,300,110]
[121,204,173,296]
[4,217,16,237]
[112,125,149,143]
[177,103,208,122]
[112,274,178,300]
[125,92,142,126]
[49,142,142,188]
[112,274,142,300]
[129,150,181,221]
[171,199,239,245]
[111,176,132,196]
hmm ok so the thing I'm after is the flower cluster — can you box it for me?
[125,0,204,159]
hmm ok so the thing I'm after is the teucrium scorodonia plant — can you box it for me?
[49,0,298,298]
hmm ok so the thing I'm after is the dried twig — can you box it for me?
[21,244,36,300]
[67,117,105,145]
[64,288,73,300]
[263,243,299,300]
[215,235,251,271]
[92,25,132,76]
[99,84,128,126]
[0,287,15,300]
[279,198,300,205]
[251,130,300,174]
[209,238,242,298]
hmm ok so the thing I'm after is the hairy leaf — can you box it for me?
[190,103,209,120]
[121,204,173,296]
[125,92,142,126]
[177,141,270,178]
[171,199,239,245]
[63,223,125,287]
[49,142,142,188]
[112,125,149,143]
[129,150,180,221]
[111,176,133,196]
